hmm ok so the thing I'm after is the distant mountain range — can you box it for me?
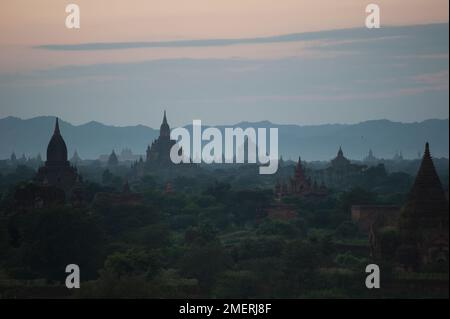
[0,116,448,161]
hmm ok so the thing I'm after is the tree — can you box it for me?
[338,187,378,212]
[103,248,161,279]
[13,207,104,281]
[335,221,359,239]
[282,240,322,294]
[214,270,259,298]
[180,243,228,293]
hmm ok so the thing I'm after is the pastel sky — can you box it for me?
[0,0,448,127]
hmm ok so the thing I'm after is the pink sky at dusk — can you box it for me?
[0,1,448,128]
[0,0,448,45]
[0,0,448,73]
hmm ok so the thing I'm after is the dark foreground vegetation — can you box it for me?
[0,162,448,298]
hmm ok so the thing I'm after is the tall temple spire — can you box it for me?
[54,117,60,135]
[295,156,302,171]
[424,142,430,158]
[146,110,178,166]
[46,117,68,164]
[398,142,449,267]
[294,156,305,180]
[408,142,445,199]
[160,110,170,138]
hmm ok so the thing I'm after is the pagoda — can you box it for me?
[146,111,177,167]
[35,118,79,192]
[330,146,351,169]
[289,156,312,194]
[398,142,449,268]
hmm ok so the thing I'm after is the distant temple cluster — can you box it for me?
[6,152,43,169]
[274,146,366,198]
[8,111,186,207]
[3,110,447,270]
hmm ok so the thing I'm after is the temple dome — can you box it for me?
[331,146,351,168]
[46,118,68,165]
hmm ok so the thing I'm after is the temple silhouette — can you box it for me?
[353,143,449,269]
[146,111,177,167]
[274,156,327,199]
[397,142,449,267]
[35,118,80,192]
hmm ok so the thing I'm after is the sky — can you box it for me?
[0,0,448,128]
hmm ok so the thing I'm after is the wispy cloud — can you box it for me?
[1,23,447,127]
[413,69,449,88]
[35,24,444,51]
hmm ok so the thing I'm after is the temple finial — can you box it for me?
[338,146,343,156]
[54,117,60,135]
[424,142,430,157]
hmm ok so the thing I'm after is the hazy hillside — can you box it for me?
[0,116,448,161]
[0,116,158,160]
